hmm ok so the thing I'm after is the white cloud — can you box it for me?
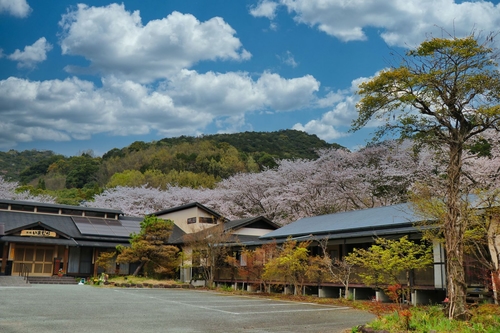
[162,70,319,115]
[277,51,298,68]
[59,4,251,82]
[0,0,31,18]
[8,37,52,68]
[0,70,320,147]
[250,0,279,19]
[265,0,500,47]
[292,75,374,141]
[292,93,358,141]
[293,121,348,141]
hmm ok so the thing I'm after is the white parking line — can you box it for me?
[113,289,351,316]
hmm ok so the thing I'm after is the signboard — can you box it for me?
[20,230,56,237]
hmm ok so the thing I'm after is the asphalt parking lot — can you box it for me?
[0,285,374,333]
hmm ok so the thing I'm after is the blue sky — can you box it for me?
[1,0,500,156]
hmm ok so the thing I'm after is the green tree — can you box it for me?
[262,239,311,295]
[116,216,179,277]
[353,34,500,319]
[106,170,146,188]
[64,155,101,189]
[346,236,433,304]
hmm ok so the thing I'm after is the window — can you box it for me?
[61,209,84,216]
[199,217,215,224]
[187,217,196,224]
[11,204,35,212]
[36,206,60,214]
[85,211,106,218]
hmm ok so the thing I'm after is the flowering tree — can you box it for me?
[0,176,55,203]
[87,140,433,225]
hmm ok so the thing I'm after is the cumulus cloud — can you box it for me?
[250,0,279,19]
[259,0,500,47]
[0,0,31,18]
[0,70,320,148]
[8,37,52,68]
[292,75,375,141]
[59,4,251,82]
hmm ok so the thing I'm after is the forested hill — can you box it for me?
[162,130,343,159]
[104,129,342,161]
[0,149,61,182]
[0,130,342,205]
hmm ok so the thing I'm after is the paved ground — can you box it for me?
[0,285,374,333]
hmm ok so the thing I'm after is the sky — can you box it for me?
[2,0,500,157]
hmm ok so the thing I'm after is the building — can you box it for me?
[256,203,445,303]
[0,199,142,277]
[151,202,280,283]
[1,198,493,304]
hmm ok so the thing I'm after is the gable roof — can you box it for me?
[167,224,187,244]
[0,210,81,238]
[261,203,423,240]
[0,203,143,246]
[223,216,280,232]
[168,216,279,246]
[151,202,224,220]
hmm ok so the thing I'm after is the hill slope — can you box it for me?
[2,130,343,195]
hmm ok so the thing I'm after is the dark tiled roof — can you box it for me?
[167,224,187,245]
[261,203,423,240]
[0,199,123,214]
[0,210,143,242]
[223,216,280,231]
[0,211,81,238]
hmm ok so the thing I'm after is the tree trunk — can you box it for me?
[444,142,468,320]
[133,261,146,276]
[492,270,500,304]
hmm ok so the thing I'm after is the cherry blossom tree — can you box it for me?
[0,176,55,203]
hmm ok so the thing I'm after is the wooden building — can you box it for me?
[0,199,142,277]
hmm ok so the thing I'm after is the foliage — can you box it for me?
[346,236,433,303]
[106,169,218,189]
[96,251,117,273]
[226,243,278,292]
[98,129,340,187]
[116,216,179,278]
[362,304,500,333]
[88,139,447,224]
[18,153,65,184]
[262,239,311,295]
[182,223,235,287]
[157,129,341,161]
[353,33,500,319]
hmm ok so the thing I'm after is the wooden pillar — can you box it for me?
[1,243,8,274]
[93,248,99,277]
[63,246,69,273]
